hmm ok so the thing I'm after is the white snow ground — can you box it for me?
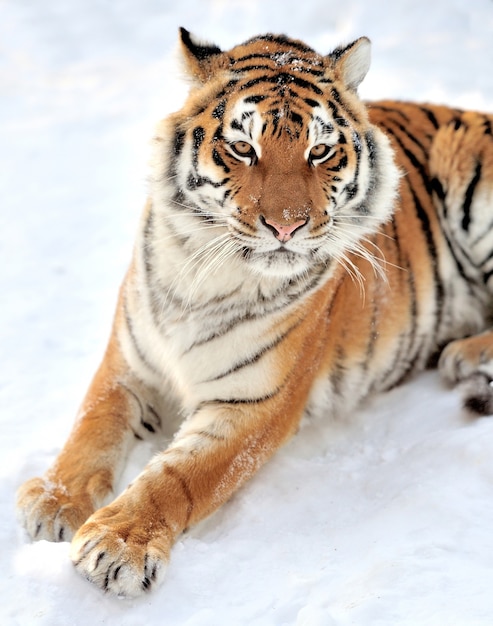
[2,1,493,624]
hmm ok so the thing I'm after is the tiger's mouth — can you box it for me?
[241,245,319,277]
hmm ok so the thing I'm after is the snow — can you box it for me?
[2,0,493,623]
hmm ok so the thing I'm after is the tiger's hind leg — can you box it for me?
[430,113,493,413]
[439,331,493,415]
[16,326,167,543]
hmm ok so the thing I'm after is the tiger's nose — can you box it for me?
[261,216,308,242]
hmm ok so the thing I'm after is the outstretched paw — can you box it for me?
[70,504,170,597]
[16,476,94,542]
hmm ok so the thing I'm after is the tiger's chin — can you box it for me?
[245,248,328,279]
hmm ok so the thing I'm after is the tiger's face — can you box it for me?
[158,31,399,280]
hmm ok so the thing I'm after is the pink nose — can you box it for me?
[262,217,308,242]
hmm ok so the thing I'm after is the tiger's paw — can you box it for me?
[439,334,493,416]
[438,334,493,385]
[16,476,93,542]
[70,504,170,597]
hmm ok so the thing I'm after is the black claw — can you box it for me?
[461,373,493,415]
[142,577,151,590]
[35,522,42,537]
[150,564,157,581]
[113,565,121,580]
[58,526,65,541]
[95,551,106,569]
[141,420,156,433]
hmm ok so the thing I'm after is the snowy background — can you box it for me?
[2,0,493,624]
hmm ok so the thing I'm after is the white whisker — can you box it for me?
[144,222,227,251]
[183,239,240,311]
[160,232,239,317]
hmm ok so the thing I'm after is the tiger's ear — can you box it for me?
[328,37,371,91]
[179,27,228,83]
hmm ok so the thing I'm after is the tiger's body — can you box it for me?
[17,30,493,597]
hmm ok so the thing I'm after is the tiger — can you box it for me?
[16,28,493,597]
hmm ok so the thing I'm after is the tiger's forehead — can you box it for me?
[216,35,340,144]
[227,34,327,75]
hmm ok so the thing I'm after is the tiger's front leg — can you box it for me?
[16,330,162,543]
[70,394,306,597]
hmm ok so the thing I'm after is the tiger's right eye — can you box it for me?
[309,143,333,163]
[230,141,257,162]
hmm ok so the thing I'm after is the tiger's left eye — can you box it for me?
[309,143,333,163]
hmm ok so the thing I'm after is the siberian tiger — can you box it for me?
[16,28,493,597]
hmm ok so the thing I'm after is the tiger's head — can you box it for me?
[152,29,399,281]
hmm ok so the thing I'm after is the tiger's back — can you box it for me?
[16,30,493,597]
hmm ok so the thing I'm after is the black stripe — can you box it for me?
[433,209,484,290]
[384,118,427,154]
[331,87,359,124]
[239,73,324,95]
[232,63,277,74]
[212,148,230,173]
[233,62,325,79]
[173,128,186,157]
[483,116,492,135]
[304,97,320,108]
[200,386,282,406]
[380,123,445,324]
[205,316,305,382]
[313,115,334,136]
[187,172,229,191]
[244,94,267,104]
[235,52,274,63]
[431,176,446,202]
[381,124,432,194]
[408,184,444,334]
[326,100,341,124]
[192,126,206,166]
[462,161,482,232]
[483,268,493,284]
[184,273,325,352]
[326,154,348,172]
[430,175,477,285]
[122,298,161,376]
[373,337,403,392]
[389,257,421,388]
[364,130,377,168]
[369,104,410,123]
[419,105,439,129]
[343,130,362,199]
[330,343,347,397]
[212,100,226,120]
